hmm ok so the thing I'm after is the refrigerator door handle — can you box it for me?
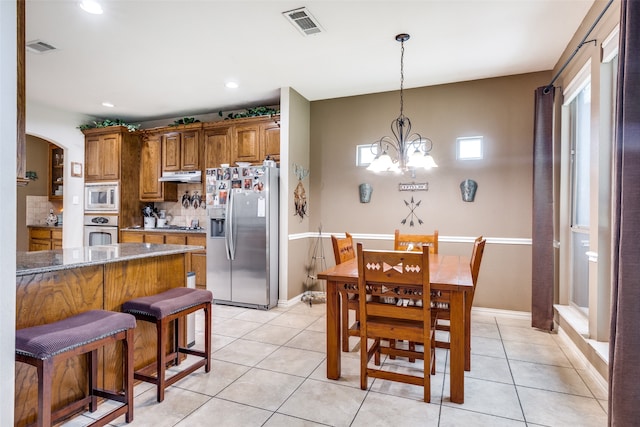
[227,190,236,260]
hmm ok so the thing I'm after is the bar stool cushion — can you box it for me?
[122,287,213,319]
[16,309,136,360]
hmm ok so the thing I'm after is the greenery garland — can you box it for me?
[219,106,280,120]
[77,119,140,132]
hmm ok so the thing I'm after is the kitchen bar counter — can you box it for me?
[17,242,203,276]
[15,243,197,426]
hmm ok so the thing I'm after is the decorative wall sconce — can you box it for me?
[460,179,478,202]
[359,183,373,203]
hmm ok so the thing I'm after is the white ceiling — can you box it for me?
[25,0,595,123]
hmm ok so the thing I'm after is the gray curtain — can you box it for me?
[609,0,640,424]
[531,86,555,331]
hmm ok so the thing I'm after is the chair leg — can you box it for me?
[157,318,167,402]
[204,303,211,372]
[88,349,98,412]
[124,328,134,423]
[175,317,182,367]
[340,291,350,352]
[38,358,53,427]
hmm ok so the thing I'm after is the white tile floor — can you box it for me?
[63,302,608,427]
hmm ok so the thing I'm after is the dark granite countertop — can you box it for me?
[16,243,203,276]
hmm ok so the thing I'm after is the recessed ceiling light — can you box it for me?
[225,82,239,89]
[80,0,103,15]
[102,101,115,108]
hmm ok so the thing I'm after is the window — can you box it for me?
[356,144,379,167]
[569,80,591,315]
[456,136,483,160]
[356,140,435,167]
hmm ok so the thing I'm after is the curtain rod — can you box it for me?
[544,0,615,94]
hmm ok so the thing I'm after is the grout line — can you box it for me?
[495,317,530,426]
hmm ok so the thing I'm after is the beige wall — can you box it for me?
[308,72,550,312]
[281,87,313,300]
[16,136,49,251]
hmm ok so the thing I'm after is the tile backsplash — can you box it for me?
[26,196,61,225]
[154,184,207,229]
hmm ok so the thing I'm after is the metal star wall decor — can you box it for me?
[401,196,424,227]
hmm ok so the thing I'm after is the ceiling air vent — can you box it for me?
[26,40,57,54]
[283,7,323,36]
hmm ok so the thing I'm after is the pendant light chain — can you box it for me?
[399,39,405,119]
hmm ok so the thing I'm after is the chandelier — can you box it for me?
[367,33,437,174]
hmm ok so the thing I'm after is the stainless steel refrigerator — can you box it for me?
[205,164,279,309]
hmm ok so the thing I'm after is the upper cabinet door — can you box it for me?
[181,130,200,170]
[161,130,200,171]
[100,133,120,180]
[233,124,261,164]
[140,133,163,200]
[262,122,281,162]
[204,127,231,169]
[85,136,101,181]
[84,132,121,181]
[162,133,181,171]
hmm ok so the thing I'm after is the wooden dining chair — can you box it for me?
[331,232,359,352]
[392,229,439,360]
[394,229,439,254]
[356,243,436,403]
[432,237,486,366]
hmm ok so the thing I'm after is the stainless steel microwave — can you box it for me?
[85,182,119,212]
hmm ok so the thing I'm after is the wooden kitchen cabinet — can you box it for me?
[231,116,281,165]
[262,120,281,163]
[84,132,120,181]
[120,230,207,289]
[28,226,62,251]
[162,127,201,172]
[83,126,141,229]
[48,143,64,201]
[203,125,232,169]
[140,132,178,202]
[83,126,141,182]
[233,123,262,164]
[187,235,207,290]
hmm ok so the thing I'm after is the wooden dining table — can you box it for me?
[317,254,473,404]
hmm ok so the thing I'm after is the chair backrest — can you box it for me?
[331,232,355,265]
[394,229,439,254]
[470,237,486,286]
[357,243,431,324]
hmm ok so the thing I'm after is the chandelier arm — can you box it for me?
[372,136,402,157]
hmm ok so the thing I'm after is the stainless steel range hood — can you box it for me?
[158,170,202,183]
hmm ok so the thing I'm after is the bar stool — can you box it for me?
[122,287,212,402]
[15,310,136,427]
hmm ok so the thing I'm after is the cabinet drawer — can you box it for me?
[120,232,144,243]
[30,228,51,239]
[51,229,63,240]
[144,234,165,244]
[165,235,187,245]
[187,235,206,248]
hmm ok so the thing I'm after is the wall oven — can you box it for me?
[84,214,119,246]
[85,182,119,212]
